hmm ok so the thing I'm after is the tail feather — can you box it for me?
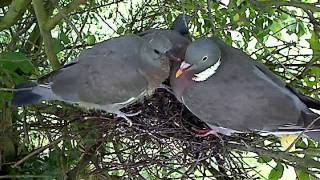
[12,83,55,105]
[298,94,320,110]
[286,85,320,110]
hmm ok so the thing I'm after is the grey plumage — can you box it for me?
[12,83,54,105]
[171,14,192,37]
[139,14,191,61]
[13,34,173,121]
[12,14,191,121]
[171,37,320,140]
[139,14,192,92]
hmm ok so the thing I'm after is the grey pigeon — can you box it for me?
[138,14,192,91]
[171,14,192,38]
[13,34,174,122]
[171,37,320,140]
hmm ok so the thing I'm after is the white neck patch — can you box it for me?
[192,58,221,82]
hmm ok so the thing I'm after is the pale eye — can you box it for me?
[202,56,208,61]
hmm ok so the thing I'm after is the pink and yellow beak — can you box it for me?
[175,61,192,78]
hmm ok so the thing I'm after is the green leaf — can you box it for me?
[269,21,282,33]
[52,38,64,53]
[0,51,28,61]
[310,31,320,52]
[0,91,13,101]
[117,26,125,34]
[268,163,284,180]
[59,32,70,44]
[279,13,289,21]
[287,23,297,35]
[257,155,272,163]
[19,61,35,74]
[295,139,307,149]
[0,52,35,74]
[296,169,310,180]
[297,21,306,37]
[307,138,316,148]
[236,0,245,7]
[86,34,96,45]
[233,13,240,22]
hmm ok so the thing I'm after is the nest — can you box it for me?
[15,88,302,179]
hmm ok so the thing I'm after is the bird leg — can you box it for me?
[116,110,142,127]
[123,110,142,117]
[192,127,222,139]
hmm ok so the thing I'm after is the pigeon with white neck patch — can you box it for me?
[170,37,320,141]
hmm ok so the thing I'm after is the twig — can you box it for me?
[11,137,63,168]
[0,0,30,31]
[285,116,320,152]
[46,0,89,30]
[206,0,216,34]
[32,0,61,69]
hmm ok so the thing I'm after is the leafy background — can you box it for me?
[0,0,319,179]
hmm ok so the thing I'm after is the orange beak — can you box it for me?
[175,61,192,78]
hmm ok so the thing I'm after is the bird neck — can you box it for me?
[172,70,196,100]
[192,58,221,82]
[139,61,169,92]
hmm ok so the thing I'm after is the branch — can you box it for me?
[32,0,61,69]
[0,0,30,31]
[206,0,216,34]
[227,143,320,169]
[12,137,63,168]
[254,0,320,13]
[67,141,103,180]
[46,0,88,30]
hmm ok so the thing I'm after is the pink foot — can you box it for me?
[192,127,222,139]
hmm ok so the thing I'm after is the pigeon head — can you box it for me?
[141,33,173,61]
[171,14,192,36]
[140,33,175,84]
[175,37,221,82]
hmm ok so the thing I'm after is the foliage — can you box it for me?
[0,0,319,179]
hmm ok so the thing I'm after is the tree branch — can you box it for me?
[32,0,61,69]
[67,141,103,180]
[228,143,320,169]
[254,0,320,13]
[0,0,30,31]
[12,137,63,168]
[46,0,88,30]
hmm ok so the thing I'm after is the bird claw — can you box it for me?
[192,127,222,139]
[116,114,133,126]
[116,110,141,126]
[123,110,141,117]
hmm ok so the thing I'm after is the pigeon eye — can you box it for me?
[154,49,160,54]
[202,56,208,61]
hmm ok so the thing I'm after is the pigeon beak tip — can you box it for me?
[175,69,184,78]
[175,61,192,78]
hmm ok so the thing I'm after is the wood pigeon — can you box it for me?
[170,37,320,141]
[138,14,192,92]
[12,14,192,123]
[12,33,175,123]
